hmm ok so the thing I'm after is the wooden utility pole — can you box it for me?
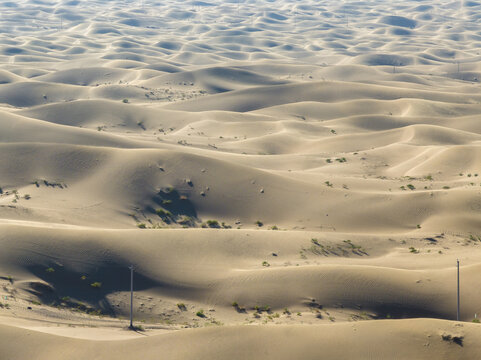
[457,259,460,321]
[129,265,134,329]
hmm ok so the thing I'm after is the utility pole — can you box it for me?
[129,265,134,329]
[457,259,460,321]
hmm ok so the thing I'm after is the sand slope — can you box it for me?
[1,320,480,360]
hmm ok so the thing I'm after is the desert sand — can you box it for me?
[0,0,480,358]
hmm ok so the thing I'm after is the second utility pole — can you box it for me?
[457,259,460,321]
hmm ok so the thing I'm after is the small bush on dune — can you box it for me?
[206,220,220,228]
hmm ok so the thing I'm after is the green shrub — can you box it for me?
[45,267,55,273]
[90,282,102,288]
[156,209,172,217]
[196,309,205,318]
[206,220,220,228]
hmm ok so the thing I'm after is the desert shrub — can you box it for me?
[156,209,172,217]
[206,220,220,228]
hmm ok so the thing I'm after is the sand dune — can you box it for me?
[1,319,480,360]
[1,0,481,358]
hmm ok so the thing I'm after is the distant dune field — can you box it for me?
[0,0,480,359]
